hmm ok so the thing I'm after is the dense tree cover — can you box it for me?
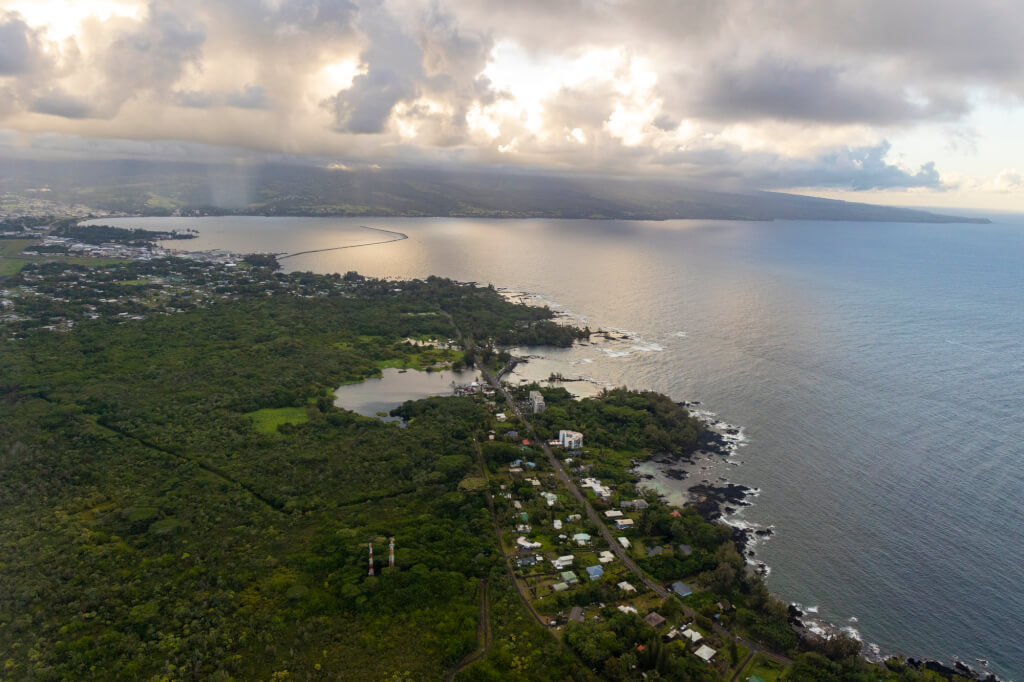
[1,216,61,232]
[455,575,585,681]
[0,267,586,680]
[55,223,196,244]
[241,253,279,268]
[782,651,961,682]
[533,386,702,455]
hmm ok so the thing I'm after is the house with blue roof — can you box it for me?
[585,565,604,581]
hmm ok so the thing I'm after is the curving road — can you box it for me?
[443,311,793,675]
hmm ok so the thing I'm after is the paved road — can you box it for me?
[444,312,793,672]
[479,361,793,669]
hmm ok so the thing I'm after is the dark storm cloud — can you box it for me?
[684,57,968,125]
[30,90,95,119]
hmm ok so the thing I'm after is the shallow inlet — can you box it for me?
[333,367,482,420]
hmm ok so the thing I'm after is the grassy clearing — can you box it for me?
[244,406,310,433]
[741,653,787,682]
[375,348,464,371]
[1,238,130,277]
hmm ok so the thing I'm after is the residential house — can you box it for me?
[598,550,616,564]
[617,536,631,549]
[604,510,624,519]
[552,555,575,570]
[671,581,693,598]
[614,518,635,530]
[681,629,702,643]
[617,581,636,593]
[643,612,666,628]
[694,645,717,662]
[621,499,649,510]
[560,571,579,585]
[516,536,542,550]
[585,565,604,581]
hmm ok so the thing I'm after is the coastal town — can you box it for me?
[0,215,998,682]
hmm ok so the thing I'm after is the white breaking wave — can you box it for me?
[841,625,862,641]
[630,342,665,352]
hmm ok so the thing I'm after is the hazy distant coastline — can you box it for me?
[1,158,989,225]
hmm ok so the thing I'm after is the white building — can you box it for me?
[617,537,631,549]
[598,550,616,564]
[694,645,717,662]
[529,390,546,414]
[604,510,624,519]
[682,629,703,643]
[552,555,575,570]
[558,430,583,449]
[516,536,542,550]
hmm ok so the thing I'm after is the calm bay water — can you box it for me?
[96,215,1024,677]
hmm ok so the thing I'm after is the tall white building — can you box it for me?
[529,390,546,414]
[558,429,583,449]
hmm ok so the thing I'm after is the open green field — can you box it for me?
[741,653,787,681]
[0,239,128,277]
[244,406,311,433]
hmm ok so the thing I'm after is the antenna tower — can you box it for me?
[389,537,395,568]
[368,542,375,576]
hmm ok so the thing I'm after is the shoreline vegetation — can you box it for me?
[0,238,1001,679]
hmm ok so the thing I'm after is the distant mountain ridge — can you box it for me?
[0,158,989,223]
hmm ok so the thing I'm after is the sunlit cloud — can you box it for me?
[0,0,1023,207]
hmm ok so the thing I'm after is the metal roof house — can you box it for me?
[585,565,604,581]
[643,612,666,628]
[671,581,693,598]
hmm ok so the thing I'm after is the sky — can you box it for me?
[1,0,1023,210]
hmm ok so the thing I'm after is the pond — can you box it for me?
[333,367,483,421]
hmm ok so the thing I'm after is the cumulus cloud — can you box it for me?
[0,11,46,75]
[1,0,1023,193]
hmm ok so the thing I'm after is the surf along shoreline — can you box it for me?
[498,286,1003,682]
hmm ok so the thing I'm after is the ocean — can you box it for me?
[90,215,1024,678]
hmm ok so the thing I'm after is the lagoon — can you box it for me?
[333,367,482,421]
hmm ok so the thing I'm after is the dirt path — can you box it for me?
[445,579,491,681]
